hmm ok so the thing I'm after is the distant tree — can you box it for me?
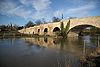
[52,17,61,22]
[18,26,24,30]
[25,21,34,28]
[35,20,42,25]
[0,23,20,31]
[0,25,6,31]
[68,17,77,19]
[12,24,19,31]
[41,18,46,24]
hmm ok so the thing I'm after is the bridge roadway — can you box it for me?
[18,16,100,36]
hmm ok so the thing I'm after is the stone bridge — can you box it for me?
[18,16,100,36]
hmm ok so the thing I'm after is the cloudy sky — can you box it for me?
[0,0,100,26]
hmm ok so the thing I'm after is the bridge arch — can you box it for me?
[38,29,40,34]
[53,27,60,32]
[43,28,48,35]
[44,28,48,32]
[52,27,60,35]
[68,24,100,36]
[69,24,100,31]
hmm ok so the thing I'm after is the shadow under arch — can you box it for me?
[37,29,40,34]
[67,24,100,36]
[53,27,60,32]
[44,28,48,34]
[33,31,34,34]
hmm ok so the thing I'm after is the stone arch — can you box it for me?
[44,28,48,33]
[38,29,40,34]
[53,27,60,32]
[69,24,100,32]
[68,24,100,35]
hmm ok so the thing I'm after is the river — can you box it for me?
[0,35,100,67]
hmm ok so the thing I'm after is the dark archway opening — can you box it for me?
[53,27,60,32]
[44,28,48,33]
[38,29,40,33]
[69,25,100,36]
[33,31,34,34]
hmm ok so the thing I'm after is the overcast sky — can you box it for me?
[0,0,100,26]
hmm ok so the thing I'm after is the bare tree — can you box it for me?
[35,20,42,25]
[52,17,61,22]
[25,21,34,28]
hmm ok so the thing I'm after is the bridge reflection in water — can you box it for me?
[21,35,100,67]
[22,37,82,54]
[0,36,100,67]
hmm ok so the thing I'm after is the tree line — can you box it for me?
[24,17,61,28]
[0,16,77,32]
[0,17,61,32]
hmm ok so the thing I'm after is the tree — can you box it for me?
[41,18,46,24]
[52,17,61,22]
[0,25,6,31]
[18,26,24,30]
[68,17,77,19]
[35,20,42,25]
[12,24,18,31]
[25,21,34,28]
[59,20,70,38]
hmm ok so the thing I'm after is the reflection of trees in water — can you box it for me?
[23,36,100,55]
[23,37,84,54]
[60,38,66,50]
[21,36,100,67]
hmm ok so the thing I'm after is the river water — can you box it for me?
[0,35,100,67]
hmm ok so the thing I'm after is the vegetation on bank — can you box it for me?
[80,47,100,67]
[55,20,70,38]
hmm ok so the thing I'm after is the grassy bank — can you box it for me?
[0,31,53,38]
[0,31,32,38]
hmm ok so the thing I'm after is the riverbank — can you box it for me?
[0,31,30,38]
[0,31,53,38]
[80,47,100,67]
[0,30,100,38]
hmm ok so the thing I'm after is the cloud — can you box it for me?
[0,1,32,19]
[0,0,98,23]
[0,1,17,16]
[53,9,64,17]
[0,0,51,20]
[53,2,95,18]
[19,0,51,11]
[66,3,95,14]
[11,6,33,19]
[19,0,30,5]
[32,0,51,11]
